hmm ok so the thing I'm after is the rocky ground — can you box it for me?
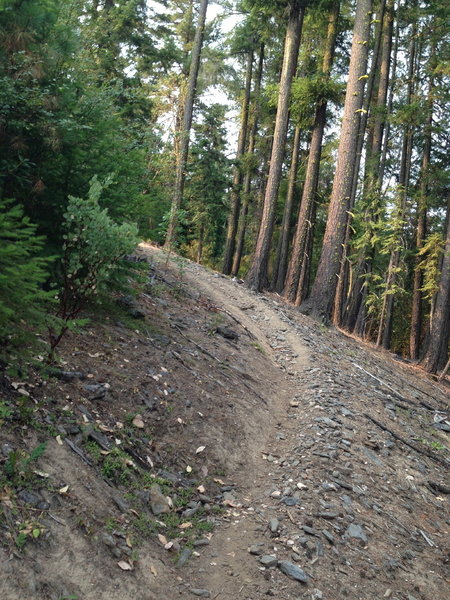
[0,244,448,600]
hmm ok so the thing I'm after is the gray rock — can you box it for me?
[322,529,335,545]
[278,560,308,583]
[1,443,13,457]
[269,518,280,533]
[189,590,210,598]
[83,383,110,400]
[149,484,170,515]
[87,428,112,450]
[100,532,116,548]
[249,545,264,555]
[193,538,210,547]
[260,555,278,568]
[112,495,129,513]
[302,525,321,537]
[345,523,367,544]
[18,490,50,510]
[77,404,94,421]
[177,548,192,568]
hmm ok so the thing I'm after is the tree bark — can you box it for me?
[377,20,416,348]
[283,0,340,304]
[245,1,304,292]
[165,0,209,248]
[410,49,434,359]
[420,201,450,373]
[223,50,254,274]
[232,44,265,277]
[300,0,372,321]
[271,124,302,292]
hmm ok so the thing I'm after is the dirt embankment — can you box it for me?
[0,244,448,600]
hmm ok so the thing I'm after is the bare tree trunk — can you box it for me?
[165,0,209,248]
[420,200,450,373]
[283,0,340,304]
[232,44,264,277]
[343,0,393,331]
[245,1,304,291]
[377,21,416,348]
[300,0,372,321]
[272,124,302,292]
[410,50,434,359]
[223,50,254,274]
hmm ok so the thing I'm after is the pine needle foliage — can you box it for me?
[0,199,54,359]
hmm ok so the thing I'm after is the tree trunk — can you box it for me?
[300,0,372,321]
[410,50,434,359]
[245,1,304,292]
[271,124,302,292]
[343,0,393,331]
[420,201,450,373]
[165,0,209,248]
[223,50,254,274]
[283,0,340,304]
[232,43,265,277]
[377,21,416,348]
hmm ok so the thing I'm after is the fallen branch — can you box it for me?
[65,438,92,466]
[215,307,256,339]
[438,357,450,382]
[364,413,449,467]
[352,362,434,410]
[174,325,222,363]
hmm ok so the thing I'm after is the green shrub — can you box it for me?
[49,176,140,352]
[0,199,54,361]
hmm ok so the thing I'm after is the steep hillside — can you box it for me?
[0,245,448,600]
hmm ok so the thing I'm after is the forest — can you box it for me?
[1,0,449,374]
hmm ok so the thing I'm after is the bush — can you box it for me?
[49,176,140,352]
[0,199,54,362]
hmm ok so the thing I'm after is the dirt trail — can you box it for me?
[147,248,449,600]
[1,246,448,600]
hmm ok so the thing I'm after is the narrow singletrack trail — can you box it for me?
[145,246,449,600]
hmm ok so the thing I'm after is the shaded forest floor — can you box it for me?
[0,243,449,600]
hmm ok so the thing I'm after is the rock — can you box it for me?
[77,405,94,421]
[53,370,87,382]
[312,589,323,600]
[149,484,170,515]
[278,560,308,583]
[302,525,321,537]
[189,590,210,598]
[283,497,299,506]
[1,443,13,457]
[129,307,145,319]
[193,538,210,547]
[345,523,367,544]
[322,529,335,545]
[269,518,280,533]
[260,555,278,568]
[112,495,129,513]
[87,427,112,450]
[216,326,239,341]
[100,532,116,548]
[177,548,192,568]
[83,383,110,400]
[249,545,264,555]
[18,490,50,510]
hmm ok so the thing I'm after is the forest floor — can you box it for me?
[0,243,449,600]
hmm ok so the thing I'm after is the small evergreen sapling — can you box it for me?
[48,176,139,353]
[0,199,54,361]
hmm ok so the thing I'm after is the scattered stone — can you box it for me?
[189,590,210,598]
[149,484,171,515]
[322,529,335,545]
[53,370,86,382]
[345,523,367,545]
[269,518,280,533]
[260,555,278,568]
[18,490,50,510]
[312,590,323,600]
[100,532,116,548]
[278,560,308,583]
[86,427,112,450]
[1,443,13,457]
[302,525,321,537]
[177,548,192,568]
[216,326,239,341]
[249,545,264,555]
[112,495,129,513]
[193,538,210,547]
[83,383,110,400]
